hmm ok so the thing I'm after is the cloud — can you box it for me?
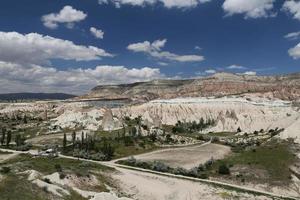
[205,69,216,74]
[98,0,212,9]
[243,71,257,76]
[90,27,104,39]
[282,0,300,21]
[227,64,247,70]
[195,46,202,51]
[284,31,300,40]
[222,0,276,19]
[0,31,113,65]
[288,42,300,59]
[42,6,87,29]
[127,39,204,62]
[158,62,168,66]
[0,62,163,94]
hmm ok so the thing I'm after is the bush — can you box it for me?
[14,144,32,151]
[55,164,62,172]
[218,163,230,175]
[59,173,66,179]
[152,161,169,172]
[0,166,11,174]
[173,167,188,176]
[43,178,52,184]
[198,173,208,179]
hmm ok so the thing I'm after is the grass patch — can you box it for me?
[114,143,158,159]
[212,140,296,184]
[207,132,236,137]
[0,154,112,175]
[0,174,50,200]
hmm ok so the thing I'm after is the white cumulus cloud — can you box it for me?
[205,69,216,74]
[227,64,247,70]
[98,0,212,9]
[0,62,163,94]
[222,0,276,19]
[282,0,300,21]
[284,31,300,40]
[0,31,113,65]
[42,5,87,29]
[288,42,300,59]
[127,39,204,62]
[90,27,104,39]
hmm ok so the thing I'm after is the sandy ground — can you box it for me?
[134,143,231,169]
[0,152,18,163]
[112,167,272,200]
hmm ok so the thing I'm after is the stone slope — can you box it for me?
[113,97,300,142]
[87,72,300,101]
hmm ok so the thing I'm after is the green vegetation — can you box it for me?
[118,139,297,187]
[0,154,113,199]
[172,119,216,134]
[117,156,212,179]
[64,117,160,161]
[0,175,51,200]
[207,132,235,138]
[211,140,296,184]
[0,154,111,175]
[0,174,90,200]
[68,133,158,160]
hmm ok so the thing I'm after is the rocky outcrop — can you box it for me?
[86,72,300,102]
[113,97,300,142]
[102,108,122,131]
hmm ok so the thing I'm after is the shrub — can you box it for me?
[0,166,11,174]
[198,173,208,179]
[218,163,230,175]
[59,173,66,179]
[55,164,62,172]
[43,178,52,184]
[152,161,169,172]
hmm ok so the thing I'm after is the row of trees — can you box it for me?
[62,132,115,161]
[1,128,26,148]
[1,128,11,147]
[172,118,216,133]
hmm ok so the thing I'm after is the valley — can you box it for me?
[0,73,300,200]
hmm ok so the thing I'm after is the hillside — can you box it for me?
[0,93,77,101]
[86,72,300,101]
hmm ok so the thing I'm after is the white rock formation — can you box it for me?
[102,109,122,131]
[52,108,104,131]
[113,97,300,142]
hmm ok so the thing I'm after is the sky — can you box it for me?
[0,0,300,94]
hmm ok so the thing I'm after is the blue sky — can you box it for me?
[0,0,300,94]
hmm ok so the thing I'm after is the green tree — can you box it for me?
[6,131,11,147]
[1,128,6,146]
[15,134,21,146]
[101,141,115,161]
[72,131,76,149]
[81,131,85,148]
[63,133,67,152]
[23,115,28,124]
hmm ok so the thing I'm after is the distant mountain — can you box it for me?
[0,93,77,101]
[85,72,300,102]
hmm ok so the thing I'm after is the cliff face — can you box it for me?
[86,73,300,101]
